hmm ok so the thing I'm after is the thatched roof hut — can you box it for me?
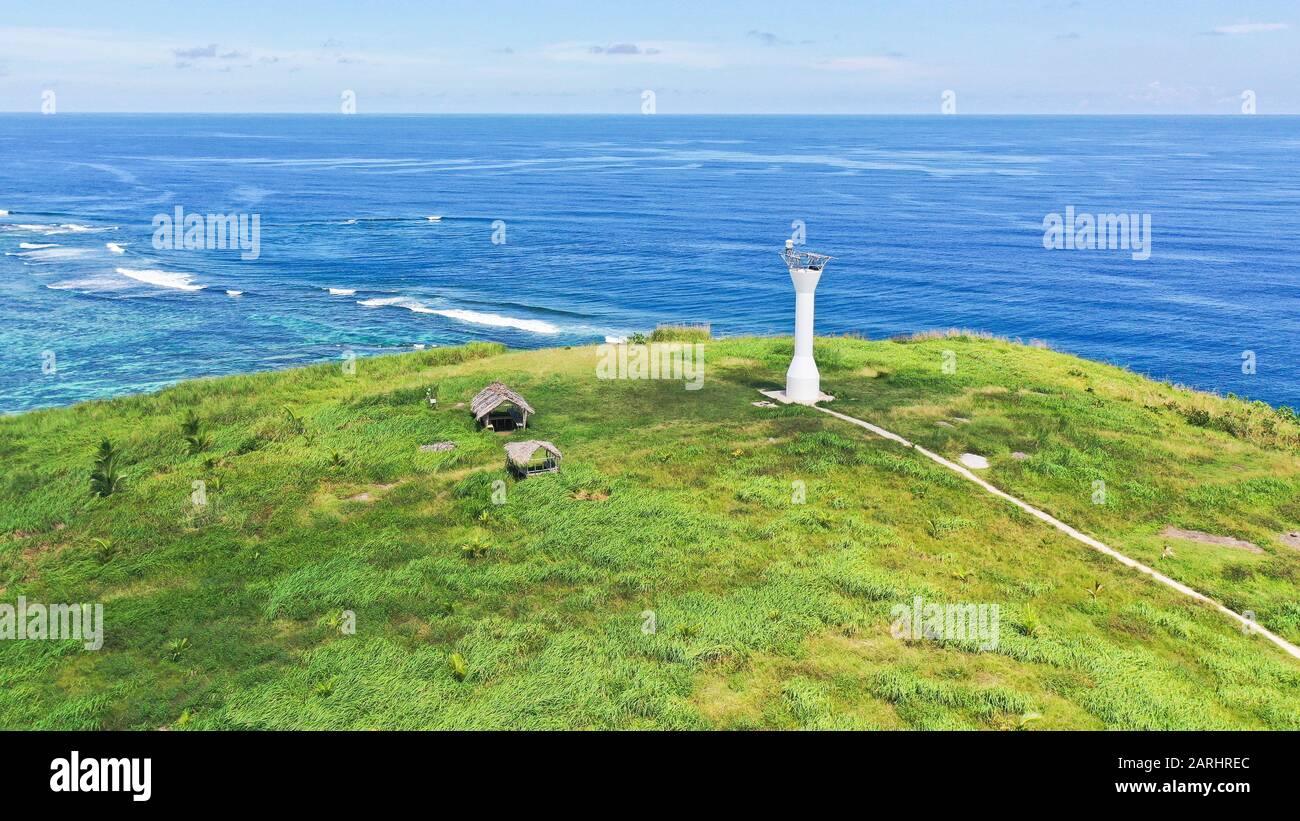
[471,381,535,431]
[504,440,561,477]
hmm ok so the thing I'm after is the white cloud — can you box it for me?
[1127,80,1203,106]
[540,41,725,68]
[1211,22,1289,35]
[747,30,788,47]
[174,44,218,59]
[0,26,446,83]
[815,55,913,73]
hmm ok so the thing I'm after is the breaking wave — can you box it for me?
[115,267,205,291]
[357,296,560,334]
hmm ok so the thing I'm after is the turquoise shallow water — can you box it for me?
[1,114,1297,412]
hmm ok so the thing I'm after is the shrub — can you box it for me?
[1222,563,1254,582]
[649,324,712,343]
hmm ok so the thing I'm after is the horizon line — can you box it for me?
[2,111,1298,117]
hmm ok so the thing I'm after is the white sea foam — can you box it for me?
[226,290,244,296]
[115,267,205,291]
[106,242,126,254]
[19,242,58,249]
[358,296,420,309]
[55,223,113,234]
[604,335,628,344]
[357,296,560,334]
[0,210,8,216]
[21,247,94,260]
[46,275,131,292]
[10,222,115,236]
[433,309,558,333]
[327,287,357,295]
[426,215,442,221]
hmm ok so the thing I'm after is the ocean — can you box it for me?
[1,114,1297,413]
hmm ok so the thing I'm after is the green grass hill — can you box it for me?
[2,334,1299,729]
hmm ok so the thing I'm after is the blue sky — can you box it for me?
[0,0,1296,113]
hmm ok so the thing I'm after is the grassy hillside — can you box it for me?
[2,335,1299,730]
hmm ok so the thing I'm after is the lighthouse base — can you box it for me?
[759,388,835,406]
[784,353,824,403]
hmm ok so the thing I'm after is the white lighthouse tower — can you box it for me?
[777,239,834,404]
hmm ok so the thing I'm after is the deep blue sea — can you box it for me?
[2,115,1297,413]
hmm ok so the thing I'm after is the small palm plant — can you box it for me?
[1019,604,1045,638]
[1085,581,1105,601]
[180,411,212,455]
[282,406,305,435]
[282,406,315,446]
[1016,712,1043,730]
[460,536,491,560]
[449,652,469,682]
[90,537,117,563]
[318,610,350,632]
[89,439,125,497]
[165,637,190,662]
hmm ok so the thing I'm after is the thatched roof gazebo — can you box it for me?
[504,440,562,477]
[471,381,535,432]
